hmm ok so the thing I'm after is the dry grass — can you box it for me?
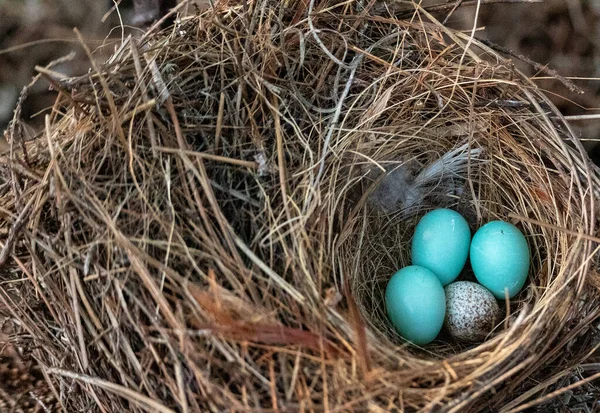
[0,0,599,411]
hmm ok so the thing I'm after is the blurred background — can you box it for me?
[0,0,130,136]
[458,0,600,163]
[1,0,600,161]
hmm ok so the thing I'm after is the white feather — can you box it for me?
[367,143,484,216]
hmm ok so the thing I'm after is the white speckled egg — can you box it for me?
[444,281,502,342]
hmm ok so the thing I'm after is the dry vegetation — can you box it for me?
[0,0,599,412]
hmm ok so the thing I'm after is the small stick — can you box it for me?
[0,195,35,267]
[47,368,177,413]
[504,370,600,413]
[35,66,88,115]
[402,0,543,15]
[478,38,584,95]
[345,283,371,376]
[156,147,258,169]
[121,99,157,123]
[509,213,600,243]
[442,0,465,25]
[561,114,600,121]
[74,28,128,148]
[140,0,192,43]
[214,91,225,151]
[130,42,159,157]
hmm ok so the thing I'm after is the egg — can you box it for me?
[470,220,530,299]
[385,265,446,345]
[444,281,502,342]
[411,208,471,286]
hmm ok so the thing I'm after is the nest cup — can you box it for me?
[2,1,600,411]
[339,133,567,347]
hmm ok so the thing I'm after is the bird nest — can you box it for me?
[1,1,599,411]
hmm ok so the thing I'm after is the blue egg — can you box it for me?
[385,265,446,345]
[470,220,530,299]
[411,208,471,286]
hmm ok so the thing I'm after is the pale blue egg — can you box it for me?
[470,220,530,299]
[411,208,471,286]
[385,265,446,345]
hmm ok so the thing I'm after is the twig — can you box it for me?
[35,66,88,115]
[504,370,600,413]
[509,213,600,244]
[442,0,466,25]
[140,0,193,43]
[0,194,35,267]
[478,38,584,94]
[156,147,258,169]
[47,368,177,413]
[399,0,543,16]
[562,114,600,121]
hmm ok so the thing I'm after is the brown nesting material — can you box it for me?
[0,1,599,411]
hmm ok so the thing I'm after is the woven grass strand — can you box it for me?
[0,1,599,411]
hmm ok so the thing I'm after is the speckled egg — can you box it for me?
[444,281,502,342]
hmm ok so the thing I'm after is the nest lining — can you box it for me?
[1,1,599,411]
